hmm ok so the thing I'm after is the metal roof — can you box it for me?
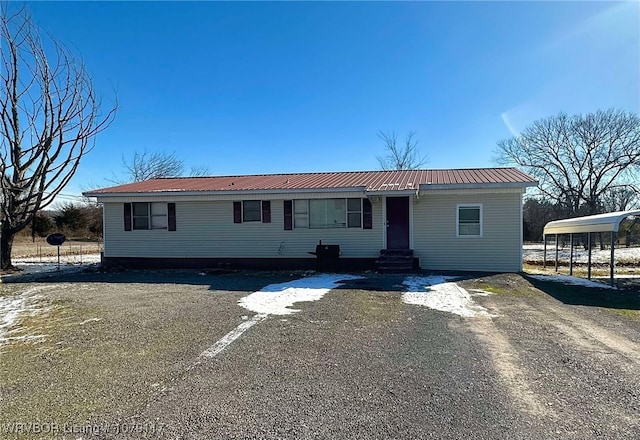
[85,168,537,196]
[543,210,640,235]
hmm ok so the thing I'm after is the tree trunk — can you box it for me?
[1,224,14,270]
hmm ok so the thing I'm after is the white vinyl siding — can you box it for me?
[413,192,522,272]
[103,198,383,259]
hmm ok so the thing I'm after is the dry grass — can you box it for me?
[523,262,640,277]
[10,237,102,259]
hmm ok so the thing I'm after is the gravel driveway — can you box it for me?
[1,270,639,439]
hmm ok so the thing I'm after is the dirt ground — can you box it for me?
[1,270,639,439]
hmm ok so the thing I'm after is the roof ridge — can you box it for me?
[154,167,521,180]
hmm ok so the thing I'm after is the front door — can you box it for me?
[386,197,410,249]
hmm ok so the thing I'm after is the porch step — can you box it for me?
[376,249,415,273]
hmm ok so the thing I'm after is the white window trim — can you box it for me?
[456,203,483,238]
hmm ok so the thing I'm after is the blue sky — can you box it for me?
[23,1,640,201]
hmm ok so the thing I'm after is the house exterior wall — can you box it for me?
[100,188,525,272]
[412,191,523,272]
[102,197,383,260]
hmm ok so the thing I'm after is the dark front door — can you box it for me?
[386,197,410,249]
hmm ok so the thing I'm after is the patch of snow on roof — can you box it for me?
[238,273,362,315]
[528,274,617,290]
[402,276,494,318]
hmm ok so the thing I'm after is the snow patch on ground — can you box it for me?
[199,273,362,360]
[1,254,101,279]
[402,276,494,318]
[0,286,54,346]
[528,274,617,290]
[238,273,362,316]
[524,243,640,264]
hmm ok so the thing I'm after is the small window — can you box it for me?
[131,202,169,230]
[151,202,168,229]
[457,204,482,237]
[294,200,309,229]
[132,203,150,230]
[347,198,362,228]
[243,200,261,222]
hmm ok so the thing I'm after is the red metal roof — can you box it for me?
[86,168,537,195]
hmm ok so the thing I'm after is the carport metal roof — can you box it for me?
[543,210,640,235]
[542,209,640,286]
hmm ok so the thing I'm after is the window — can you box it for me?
[130,202,170,230]
[233,201,271,223]
[151,202,168,229]
[243,200,261,222]
[310,199,346,229]
[347,198,362,228]
[132,203,149,230]
[457,204,482,237]
[294,200,309,228]
[290,198,367,229]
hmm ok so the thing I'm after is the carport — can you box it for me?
[543,210,640,286]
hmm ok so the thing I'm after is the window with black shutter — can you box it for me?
[283,200,293,230]
[363,198,373,229]
[262,201,271,223]
[124,203,132,231]
[168,203,176,231]
[233,202,242,223]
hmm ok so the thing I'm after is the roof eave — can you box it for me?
[419,182,537,191]
[84,186,368,198]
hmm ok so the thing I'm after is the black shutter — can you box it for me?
[363,198,372,230]
[283,200,293,230]
[262,201,271,223]
[168,203,176,231]
[124,203,132,231]
[233,201,242,223]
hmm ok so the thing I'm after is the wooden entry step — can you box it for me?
[376,249,415,273]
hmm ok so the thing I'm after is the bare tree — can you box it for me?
[117,149,210,183]
[496,110,640,217]
[377,130,427,171]
[600,185,639,212]
[0,6,116,269]
[121,149,184,182]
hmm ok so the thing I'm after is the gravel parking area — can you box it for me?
[1,270,639,439]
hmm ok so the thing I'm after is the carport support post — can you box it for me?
[543,235,547,269]
[587,232,592,280]
[555,234,559,272]
[610,231,616,287]
[569,233,573,276]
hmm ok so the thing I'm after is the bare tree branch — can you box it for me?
[376,130,427,171]
[112,149,210,183]
[0,5,116,269]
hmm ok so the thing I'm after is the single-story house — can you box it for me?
[84,168,537,272]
